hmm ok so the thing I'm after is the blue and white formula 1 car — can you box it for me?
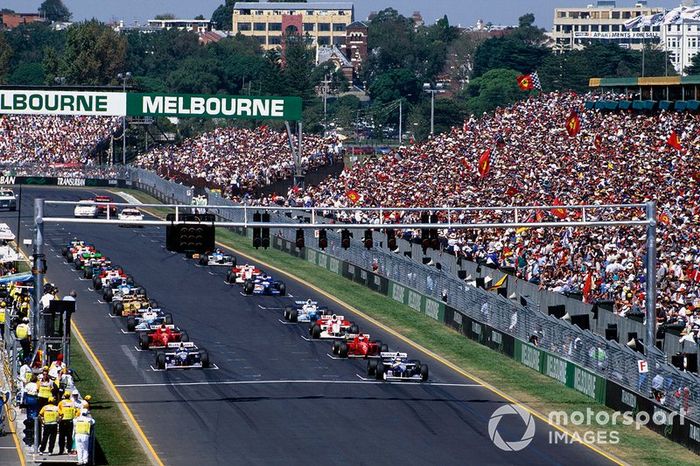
[154,342,210,370]
[366,352,429,382]
[242,274,286,296]
[283,299,330,323]
[126,308,173,332]
[198,248,236,267]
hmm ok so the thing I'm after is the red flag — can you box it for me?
[377,173,389,183]
[566,112,580,137]
[667,131,682,151]
[460,158,471,170]
[551,198,567,219]
[346,190,360,204]
[478,149,491,178]
[535,210,545,222]
[594,134,603,152]
[516,74,534,91]
[659,211,671,225]
[505,186,518,197]
[582,271,593,303]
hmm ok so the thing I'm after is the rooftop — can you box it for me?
[233,2,354,11]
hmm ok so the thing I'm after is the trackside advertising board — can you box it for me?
[0,91,303,121]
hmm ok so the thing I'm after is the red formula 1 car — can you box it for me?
[94,195,118,217]
[309,314,359,339]
[331,333,388,358]
[138,324,189,350]
[225,264,263,284]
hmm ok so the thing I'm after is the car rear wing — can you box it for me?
[380,352,408,359]
[166,342,196,349]
[148,324,176,330]
[294,300,318,306]
[319,315,345,321]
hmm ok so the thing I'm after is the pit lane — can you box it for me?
[1,186,617,466]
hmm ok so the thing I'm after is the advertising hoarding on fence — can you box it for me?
[0,90,303,121]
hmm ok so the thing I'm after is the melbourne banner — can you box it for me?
[0,90,302,120]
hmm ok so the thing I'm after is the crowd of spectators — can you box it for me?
[134,126,341,198]
[249,91,700,342]
[0,115,120,166]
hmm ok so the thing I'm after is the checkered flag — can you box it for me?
[531,71,542,90]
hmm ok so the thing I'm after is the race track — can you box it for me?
[1,186,617,466]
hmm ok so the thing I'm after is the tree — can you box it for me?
[687,51,700,75]
[39,0,72,22]
[463,68,523,115]
[368,68,420,104]
[211,0,235,30]
[447,30,489,87]
[154,14,176,20]
[0,33,12,84]
[8,62,44,84]
[282,33,315,100]
[60,20,126,85]
[195,15,205,21]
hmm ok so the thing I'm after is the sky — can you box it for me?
[2,0,688,30]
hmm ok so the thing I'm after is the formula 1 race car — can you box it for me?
[64,243,96,263]
[155,342,210,370]
[225,264,263,284]
[283,300,330,323]
[242,275,286,296]
[138,324,189,350]
[126,308,173,332]
[198,249,236,267]
[331,333,388,358]
[309,314,359,339]
[103,282,142,302]
[80,257,112,279]
[74,251,103,270]
[92,267,128,290]
[367,352,429,382]
[94,195,118,217]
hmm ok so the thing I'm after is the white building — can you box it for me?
[146,18,212,33]
[659,5,700,73]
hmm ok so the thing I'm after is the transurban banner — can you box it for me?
[0,90,303,120]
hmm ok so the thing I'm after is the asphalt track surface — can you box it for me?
[2,186,617,466]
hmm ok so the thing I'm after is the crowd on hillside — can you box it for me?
[134,127,342,197]
[0,116,120,166]
[245,92,700,341]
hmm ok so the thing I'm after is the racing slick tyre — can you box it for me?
[180,330,189,342]
[332,340,341,355]
[126,316,136,332]
[139,333,149,350]
[243,280,254,295]
[283,307,291,320]
[310,324,321,339]
[84,268,93,280]
[93,276,102,290]
[66,253,73,263]
[338,342,349,358]
[367,359,378,376]
[278,283,286,296]
[103,288,113,302]
[420,364,429,382]
[289,309,298,323]
[199,256,208,266]
[74,259,82,270]
[375,362,385,381]
[200,349,210,368]
[113,302,124,316]
[149,299,159,309]
[61,247,68,257]
[126,275,135,286]
[155,352,165,370]
[225,271,233,284]
[349,324,359,335]
[164,313,173,325]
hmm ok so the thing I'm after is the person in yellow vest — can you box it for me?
[39,396,59,455]
[79,395,91,412]
[57,391,76,455]
[37,367,52,409]
[15,317,30,359]
[0,300,7,337]
[73,408,94,465]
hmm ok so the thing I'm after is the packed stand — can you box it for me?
[134,126,341,198]
[257,91,700,342]
[0,115,120,166]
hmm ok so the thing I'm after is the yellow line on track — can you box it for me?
[5,403,25,466]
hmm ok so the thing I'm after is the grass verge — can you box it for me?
[118,188,698,466]
[69,333,148,465]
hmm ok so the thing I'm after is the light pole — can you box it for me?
[117,72,131,165]
[423,82,444,136]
